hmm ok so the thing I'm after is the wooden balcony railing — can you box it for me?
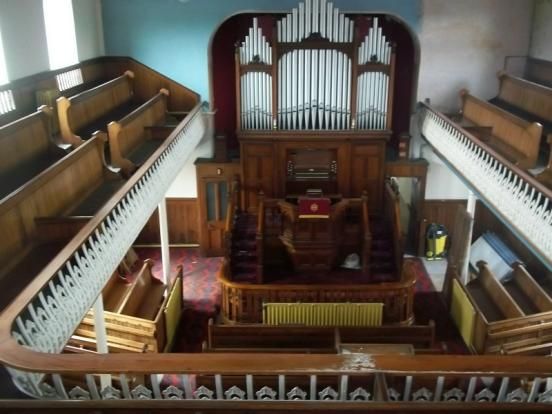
[418,102,552,268]
[218,259,416,325]
[0,102,207,397]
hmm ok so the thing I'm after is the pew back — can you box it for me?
[0,134,107,275]
[73,262,183,353]
[510,264,552,314]
[57,71,134,145]
[460,90,542,168]
[497,71,552,123]
[477,262,524,319]
[108,89,169,173]
[0,106,53,175]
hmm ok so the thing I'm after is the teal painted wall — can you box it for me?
[102,0,421,100]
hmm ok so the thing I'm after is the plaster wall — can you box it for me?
[530,0,552,60]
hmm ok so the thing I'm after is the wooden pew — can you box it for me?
[0,106,70,201]
[525,57,552,88]
[491,71,552,138]
[203,321,436,353]
[502,263,552,315]
[535,135,552,188]
[458,89,542,169]
[456,262,552,354]
[107,88,173,175]
[70,260,183,353]
[0,133,125,311]
[57,71,138,146]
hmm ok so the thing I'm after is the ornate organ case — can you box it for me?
[236,0,396,214]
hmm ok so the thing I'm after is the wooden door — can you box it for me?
[241,142,275,213]
[196,161,240,256]
[350,142,385,213]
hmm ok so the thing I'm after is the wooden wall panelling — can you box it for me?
[418,199,467,257]
[101,57,200,112]
[134,198,199,245]
[241,142,275,213]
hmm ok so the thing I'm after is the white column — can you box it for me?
[158,198,171,285]
[462,191,477,285]
[93,295,111,389]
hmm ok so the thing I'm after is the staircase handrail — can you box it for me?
[384,181,403,275]
[361,191,372,275]
[223,175,241,261]
[418,102,552,268]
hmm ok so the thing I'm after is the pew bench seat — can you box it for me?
[65,177,125,216]
[466,279,505,323]
[458,90,542,169]
[0,106,71,201]
[75,100,143,141]
[0,151,66,200]
[456,113,536,168]
[108,89,173,175]
[126,138,164,166]
[0,242,64,311]
[489,97,552,138]
[503,279,540,315]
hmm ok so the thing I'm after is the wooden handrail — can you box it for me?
[218,258,416,291]
[0,103,204,370]
[384,181,403,275]
[223,175,240,261]
[361,191,371,275]
[256,191,265,283]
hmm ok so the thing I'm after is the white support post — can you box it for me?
[462,191,477,285]
[159,197,171,286]
[93,295,111,389]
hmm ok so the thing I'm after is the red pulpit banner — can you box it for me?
[298,197,331,218]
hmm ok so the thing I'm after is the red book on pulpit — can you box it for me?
[298,197,331,218]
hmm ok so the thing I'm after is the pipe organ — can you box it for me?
[236,0,396,131]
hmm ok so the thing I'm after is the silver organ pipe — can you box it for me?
[355,17,393,130]
[238,18,273,130]
[237,1,394,131]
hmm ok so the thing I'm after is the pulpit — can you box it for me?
[278,196,349,273]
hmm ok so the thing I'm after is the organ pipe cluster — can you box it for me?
[236,0,395,131]
[238,18,273,130]
[356,17,393,130]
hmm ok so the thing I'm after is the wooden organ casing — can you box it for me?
[235,1,397,213]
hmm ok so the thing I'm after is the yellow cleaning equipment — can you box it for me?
[426,223,448,260]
